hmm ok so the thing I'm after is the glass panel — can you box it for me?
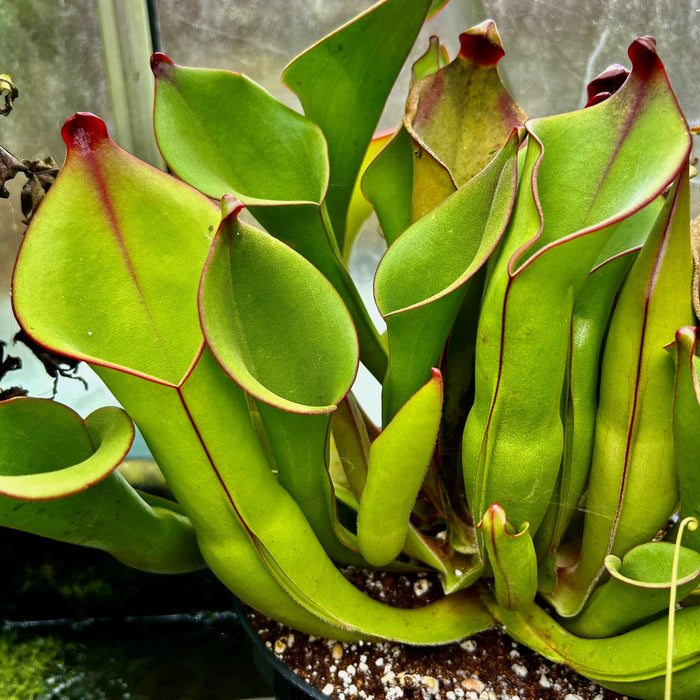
[0,0,117,416]
[0,1,111,290]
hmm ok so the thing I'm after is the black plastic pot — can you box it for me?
[233,598,328,700]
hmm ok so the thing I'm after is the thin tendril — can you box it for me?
[665,516,699,700]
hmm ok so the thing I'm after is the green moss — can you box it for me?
[0,632,64,699]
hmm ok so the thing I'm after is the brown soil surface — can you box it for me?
[247,568,630,700]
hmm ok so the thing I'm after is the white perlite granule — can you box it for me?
[413,577,431,597]
[461,678,485,692]
[511,663,528,679]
